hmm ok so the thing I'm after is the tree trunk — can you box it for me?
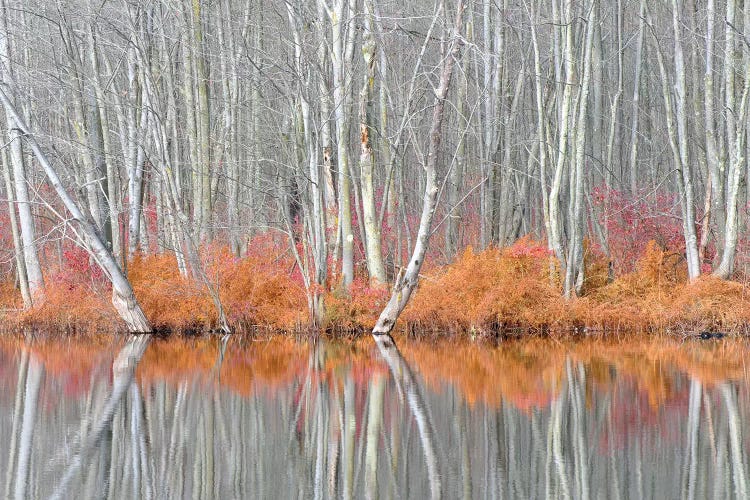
[564,1,596,298]
[1,146,30,306]
[373,0,465,335]
[627,0,646,194]
[0,0,44,302]
[703,0,722,264]
[0,86,152,332]
[359,5,387,285]
[548,0,575,283]
[713,28,750,279]
[330,0,355,287]
[671,0,701,280]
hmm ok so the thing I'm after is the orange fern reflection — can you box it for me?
[1,335,749,415]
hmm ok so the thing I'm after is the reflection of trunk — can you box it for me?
[721,384,748,499]
[455,402,472,500]
[365,374,386,499]
[714,405,729,499]
[549,372,570,499]
[682,378,702,500]
[13,354,42,500]
[373,334,441,499]
[568,362,589,499]
[130,383,153,499]
[4,350,28,498]
[51,335,151,499]
[342,378,356,499]
[165,382,188,498]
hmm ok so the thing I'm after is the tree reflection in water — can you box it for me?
[0,335,748,498]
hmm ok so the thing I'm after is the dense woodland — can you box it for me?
[0,0,749,334]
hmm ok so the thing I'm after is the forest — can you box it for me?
[0,0,749,336]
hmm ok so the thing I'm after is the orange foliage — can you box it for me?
[129,247,310,333]
[0,280,21,310]
[4,243,307,334]
[213,247,307,330]
[324,278,389,333]
[1,333,749,418]
[135,336,387,397]
[1,237,750,336]
[129,253,214,332]
[402,335,750,410]
[400,337,564,409]
[573,241,750,332]
[404,238,565,333]
[16,280,116,333]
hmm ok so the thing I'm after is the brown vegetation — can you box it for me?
[1,239,749,336]
[405,239,750,336]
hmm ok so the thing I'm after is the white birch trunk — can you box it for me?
[0,86,152,332]
[372,0,465,335]
[0,0,44,302]
[360,3,387,285]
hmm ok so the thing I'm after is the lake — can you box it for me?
[0,333,748,499]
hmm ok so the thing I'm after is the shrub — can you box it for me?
[404,238,565,334]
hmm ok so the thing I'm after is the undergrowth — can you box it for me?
[0,239,749,336]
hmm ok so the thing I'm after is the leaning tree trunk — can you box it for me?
[372,0,465,335]
[372,334,441,499]
[0,86,152,332]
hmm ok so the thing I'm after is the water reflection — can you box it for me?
[0,334,749,498]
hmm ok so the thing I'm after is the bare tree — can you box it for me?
[372,0,465,335]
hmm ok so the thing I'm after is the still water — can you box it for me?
[0,333,749,499]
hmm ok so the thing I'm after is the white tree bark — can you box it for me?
[0,0,44,302]
[372,0,465,335]
[548,0,575,280]
[565,0,596,298]
[713,33,750,279]
[13,356,43,500]
[359,2,387,285]
[627,0,646,194]
[671,0,702,280]
[1,147,30,306]
[0,86,152,332]
[329,0,356,287]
